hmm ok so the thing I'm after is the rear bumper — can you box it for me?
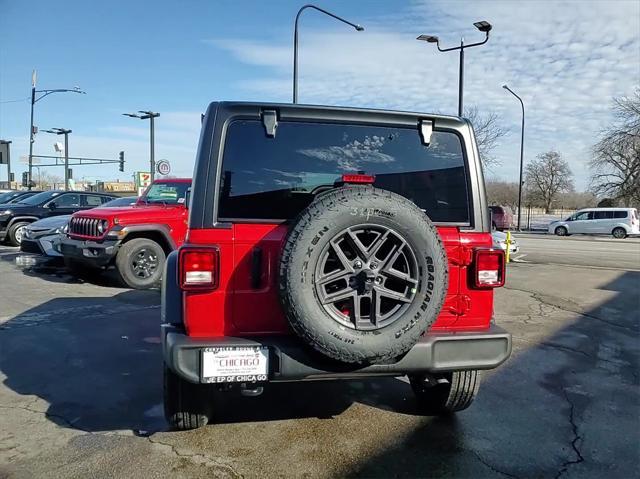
[56,236,120,267]
[162,324,512,384]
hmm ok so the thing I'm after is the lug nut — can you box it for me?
[375,277,383,284]
[371,262,379,269]
[354,260,363,269]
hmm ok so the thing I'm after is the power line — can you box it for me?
[0,97,29,104]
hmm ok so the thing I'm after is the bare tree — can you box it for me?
[525,151,574,213]
[35,169,64,190]
[485,180,519,209]
[590,89,640,206]
[465,106,509,170]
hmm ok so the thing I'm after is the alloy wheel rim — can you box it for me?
[131,248,159,279]
[314,224,420,331]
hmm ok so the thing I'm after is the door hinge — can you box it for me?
[262,110,278,138]
[447,294,471,316]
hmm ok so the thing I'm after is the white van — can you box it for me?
[548,208,639,238]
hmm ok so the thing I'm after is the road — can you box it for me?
[513,233,640,270]
[0,242,638,478]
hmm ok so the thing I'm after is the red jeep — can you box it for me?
[58,178,191,289]
[162,103,511,430]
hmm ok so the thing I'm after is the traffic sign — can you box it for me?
[136,171,151,188]
[156,160,171,176]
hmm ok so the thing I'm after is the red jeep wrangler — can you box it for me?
[162,103,511,430]
[58,178,191,289]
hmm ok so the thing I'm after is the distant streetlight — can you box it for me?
[43,128,72,190]
[417,21,492,117]
[293,4,364,104]
[28,70,85,189]
[123,111,160,181]
[502,84,525,231]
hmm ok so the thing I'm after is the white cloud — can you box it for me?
[207,0,640,190]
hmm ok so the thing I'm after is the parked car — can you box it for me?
[489,205,514,231]
[548,207,639,238]
[492,230,519,254]
[57,180,191,288]
[20,196,138,257]
[0,190,117,246]
[0,190,43,206]
[160,102,511,430]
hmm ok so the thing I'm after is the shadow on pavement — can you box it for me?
[0,268,638,477]
[348,271,640,478]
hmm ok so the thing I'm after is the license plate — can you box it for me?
[201,346,269,383]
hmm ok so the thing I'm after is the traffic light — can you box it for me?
[119,151,125,172]
[9,172,14,182]
[21,172,28,187]
[67,168,73,180]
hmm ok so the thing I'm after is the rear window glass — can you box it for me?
[218,120,470,223]
[613,211,628,219]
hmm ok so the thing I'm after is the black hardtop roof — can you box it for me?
[208,101,468,128]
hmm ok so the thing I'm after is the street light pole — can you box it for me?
[417,21,492,117]
[27,70,85,189]
[44,128,72,190]
[293,4,364,104]
[503,85,525,231]
[123,111,160,181]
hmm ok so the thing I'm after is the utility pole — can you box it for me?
[27,70,85,189]
[503,85,525,231]
[123,110,160,181]
[44,128,72,190]
[417,21,492,117]
[293,4,363,104]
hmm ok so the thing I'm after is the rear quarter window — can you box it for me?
[218,120,471,223]
[613,211,628,219]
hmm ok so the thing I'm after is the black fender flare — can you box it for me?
[161,250,183,326]
[120,224,177,250]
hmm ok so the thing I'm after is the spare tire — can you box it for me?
[279,186,448,364]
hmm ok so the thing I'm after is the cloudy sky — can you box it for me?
[1,0,638,188]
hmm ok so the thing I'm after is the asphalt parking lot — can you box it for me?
[0,236,639,478]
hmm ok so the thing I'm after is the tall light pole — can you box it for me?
[28,70,85,189]
[123,111,160,181]
[293,4,364,104]
[417,21,492,117]
[43,128,72,190]
[503,85,525,231]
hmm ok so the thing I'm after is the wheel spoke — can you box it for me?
[381,267,418,285]
[318,270,352,288]
[320,288,355,306]
[330,240,356,272]
[367,230,392,260]
[345,229,369,260]
[374,285,412,303]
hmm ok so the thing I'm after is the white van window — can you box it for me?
[613,211,628,219]
[574,212,592,220]
[594,211,614,219]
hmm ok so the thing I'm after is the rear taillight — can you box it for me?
[473,248,506,288]
[179,247,219,290]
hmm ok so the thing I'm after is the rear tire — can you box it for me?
[8,222,29,246]
[115,238,166,289]
[612,227,627,239]
[409,370,481,414]
[163,364,212,431]
[554,226,568,237]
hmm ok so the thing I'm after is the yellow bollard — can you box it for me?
[505,231,511,263]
